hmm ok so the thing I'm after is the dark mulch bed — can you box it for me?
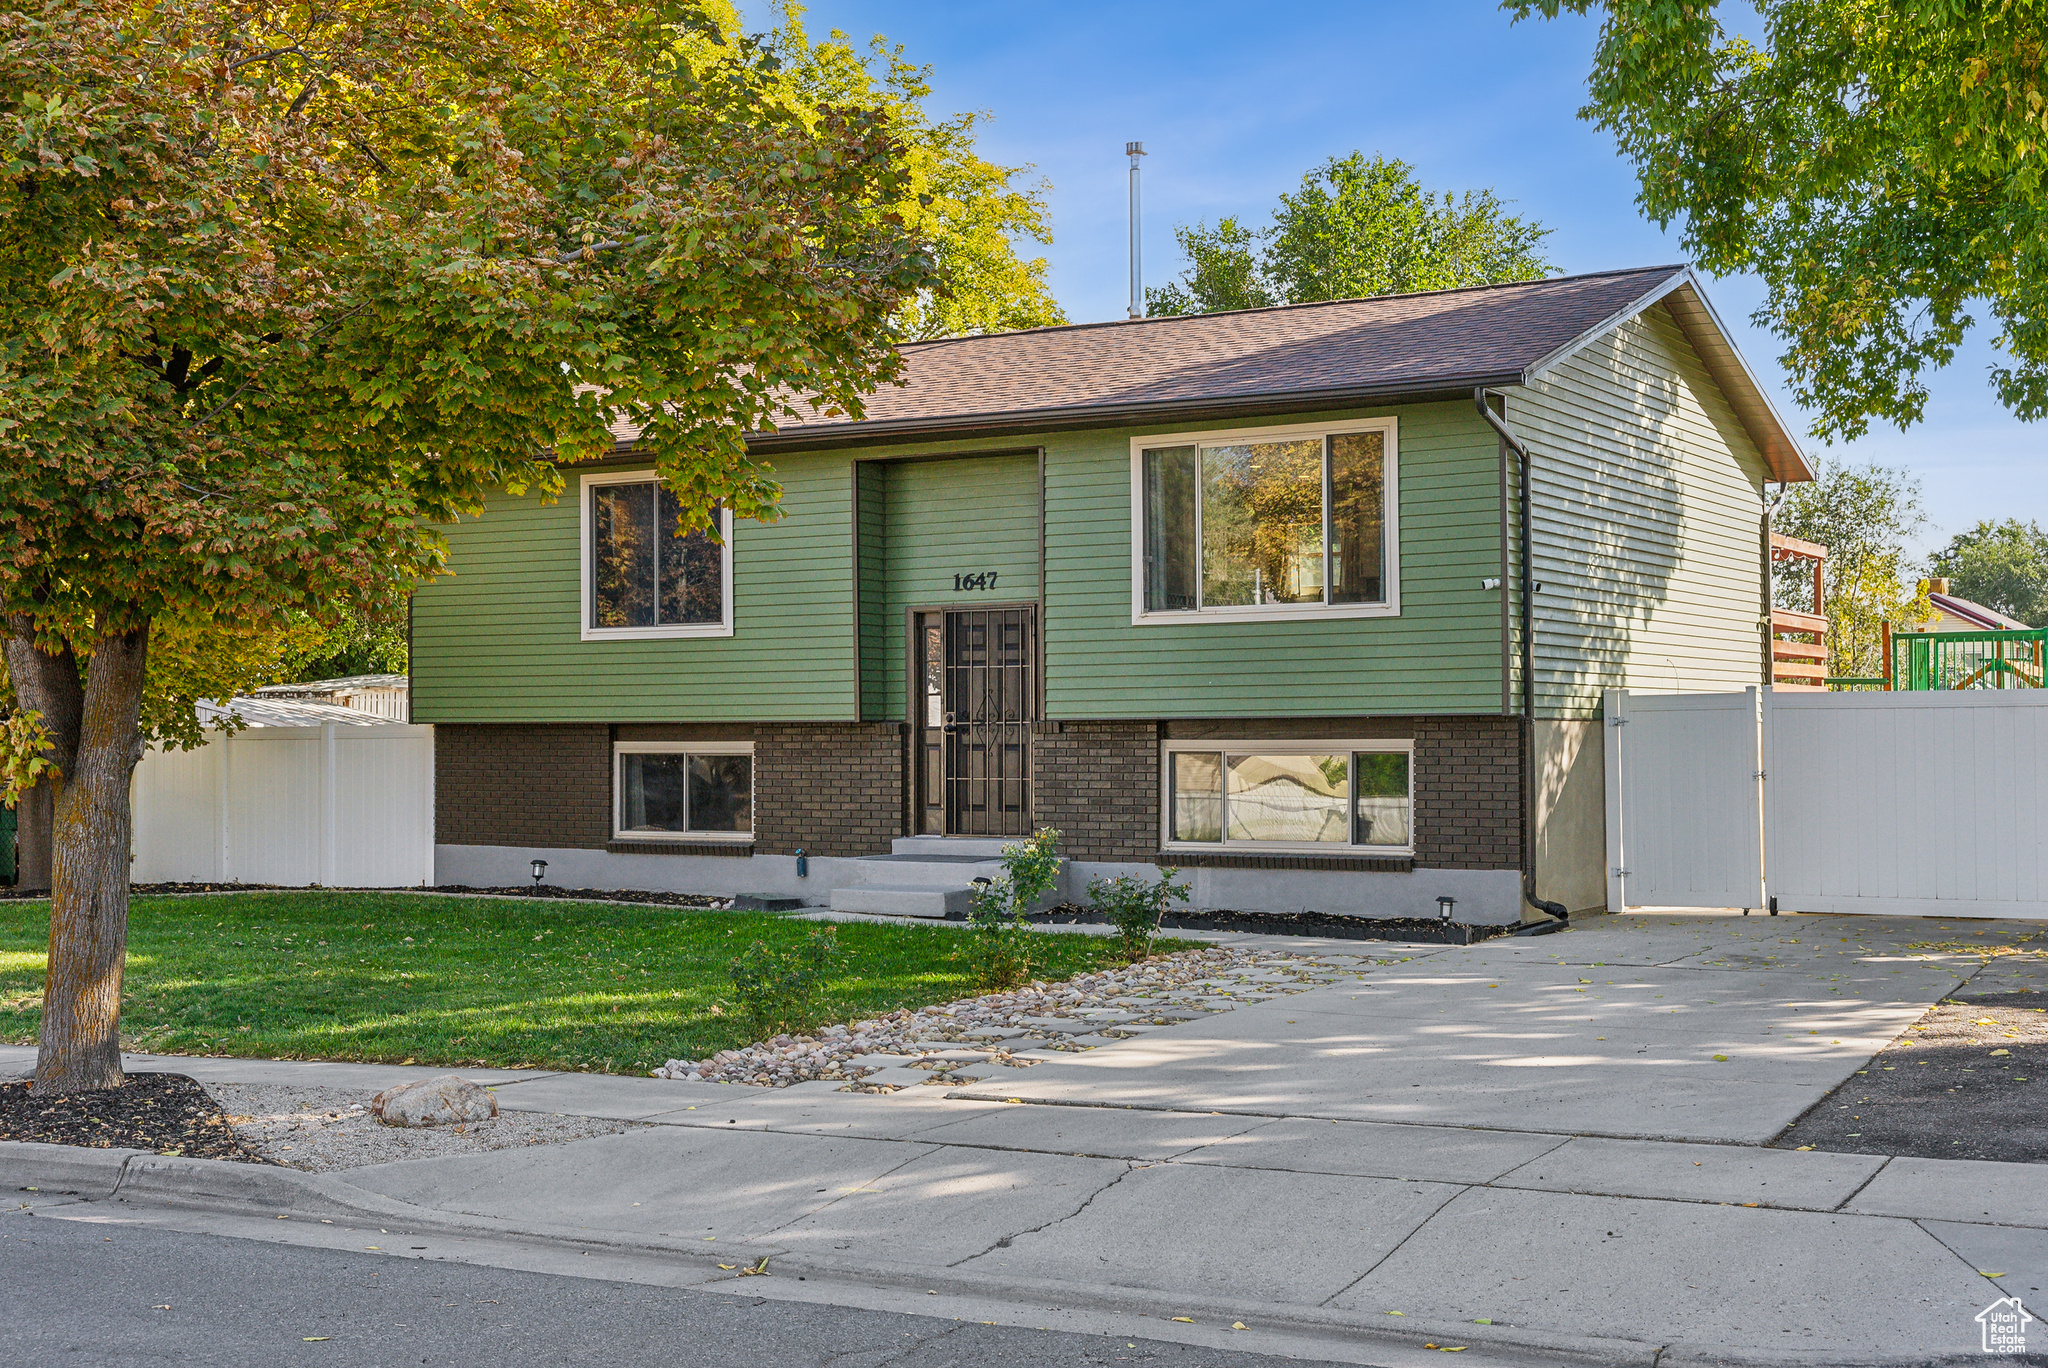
[1775,988,2048,1163]
[424,884,731,908]
[2,881,295,900]
[1025,904,1530,946]
[2,882,734,908]
[0,1071,258,1161]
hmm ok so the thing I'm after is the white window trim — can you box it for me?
[612,740,755,843]
[580,470,735,641]
[1128,416,1400,625]
[1158,737,1414,856]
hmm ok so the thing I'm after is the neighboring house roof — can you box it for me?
[252,673,409,697]
[683,264,1805,481]
[199,697,393,728]
[1927,593,2032,631]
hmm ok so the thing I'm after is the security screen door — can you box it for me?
[915,607,1036,836]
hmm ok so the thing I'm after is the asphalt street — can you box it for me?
[0,1210,1349,1368]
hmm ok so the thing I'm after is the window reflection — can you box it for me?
[1166,748,1411,849]
[1226,754,1348,843]
[592,480,723,629]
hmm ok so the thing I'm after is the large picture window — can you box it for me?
[1163,742,1411,852]
[581,473,733,639]
[1133,419,1396,622]
[614,742,753,842]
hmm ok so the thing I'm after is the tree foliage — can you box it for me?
[769,9,1065,341]
[1929,519,2048,626]
[0,0,940,1088]
[1508,0,2048,439]
[1773,459,1934,676]
[1148,153,1552,315]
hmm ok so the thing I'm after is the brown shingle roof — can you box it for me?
[749,264,1688,451]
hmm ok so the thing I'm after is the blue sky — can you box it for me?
[741,1,2042,558]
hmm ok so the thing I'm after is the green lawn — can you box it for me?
[0,892,1179,1075]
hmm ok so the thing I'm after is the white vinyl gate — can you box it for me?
[131,722,435,887]
[1605,688,2048,919]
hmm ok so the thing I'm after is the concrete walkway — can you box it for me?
[7,910,2045,1367]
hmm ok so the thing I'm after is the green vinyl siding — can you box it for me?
[855,462,888,719]
[1043,401,1506,718]
[413,403,1512,724]
[1511,304,1772,718]
[411,454,857,722]
[869,452,1042,722]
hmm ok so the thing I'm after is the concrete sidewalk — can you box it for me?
[6,910,2045,1367]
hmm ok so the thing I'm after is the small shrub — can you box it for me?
[964,827,1062,992]
[1087,868,1191,962]
[727,928,841,1034]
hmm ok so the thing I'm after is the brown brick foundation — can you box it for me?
[435,724,611,849]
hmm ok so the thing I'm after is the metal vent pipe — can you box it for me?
[1126,141,1146,320]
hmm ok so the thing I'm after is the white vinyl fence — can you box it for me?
[1605,688,2047,919]
[131,722,434,887]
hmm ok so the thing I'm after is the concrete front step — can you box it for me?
[848,853,1006,889]
[829,884,974,919]
[890,836,1018,859]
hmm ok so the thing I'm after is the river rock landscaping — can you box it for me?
[652,943,1390,1088]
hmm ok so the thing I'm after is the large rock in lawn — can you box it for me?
[370,1076,499,1128]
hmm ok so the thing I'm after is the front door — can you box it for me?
[916,606,1036,836]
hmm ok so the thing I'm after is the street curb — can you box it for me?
[0,1142,145,1199]
[112,1153,435,1224]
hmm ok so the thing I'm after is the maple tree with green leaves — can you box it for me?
[1509,0,2048,439]
[0,0,956,1092]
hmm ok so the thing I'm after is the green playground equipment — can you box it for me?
[1888,627,2046,691]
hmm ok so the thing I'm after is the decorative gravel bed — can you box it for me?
[653,943,1380,1088]
[0,1071,255,1160]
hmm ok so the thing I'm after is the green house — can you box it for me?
[413,264,1808,922]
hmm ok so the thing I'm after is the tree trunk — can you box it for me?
[35,624,150,1094]
[2,622,83,892]
[13,780,53,891]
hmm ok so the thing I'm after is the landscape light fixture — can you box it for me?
[530,858,549,888]
[1437,895,1456,923]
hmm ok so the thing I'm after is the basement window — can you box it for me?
[1161,741,1411,852]
[581,472,733,640]
[614,742,753,841]
[1132,417,1397,623]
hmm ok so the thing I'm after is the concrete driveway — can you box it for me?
[947,911,1992,1142]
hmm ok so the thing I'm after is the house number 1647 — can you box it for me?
[952,572,999,591]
